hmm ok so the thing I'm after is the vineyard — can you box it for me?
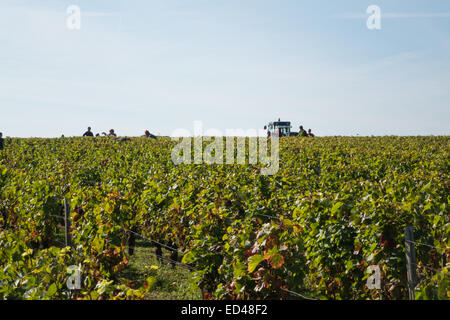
[0,136,448,300]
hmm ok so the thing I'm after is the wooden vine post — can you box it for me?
[404,225,418,300]
[64,198,72,247]
[128,227,136,256]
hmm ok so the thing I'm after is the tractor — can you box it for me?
[265,119,299,137]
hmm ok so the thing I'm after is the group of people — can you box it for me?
[299,126,315,137]
[82,127,116,137]
[82,127,157,139]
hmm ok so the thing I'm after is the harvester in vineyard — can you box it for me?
[265,118,299,137]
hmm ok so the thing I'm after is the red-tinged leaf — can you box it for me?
[263,246,279,260]
[269,253,285,269]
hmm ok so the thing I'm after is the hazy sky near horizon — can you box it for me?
[1,0,449,137]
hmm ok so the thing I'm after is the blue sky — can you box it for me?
[1,0,449,137]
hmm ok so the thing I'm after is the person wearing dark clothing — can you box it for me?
[0,132,4,150]
[144,130,157,139]
[299,126,308,137]
[308,129,315,137]
[83,127,94,137]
